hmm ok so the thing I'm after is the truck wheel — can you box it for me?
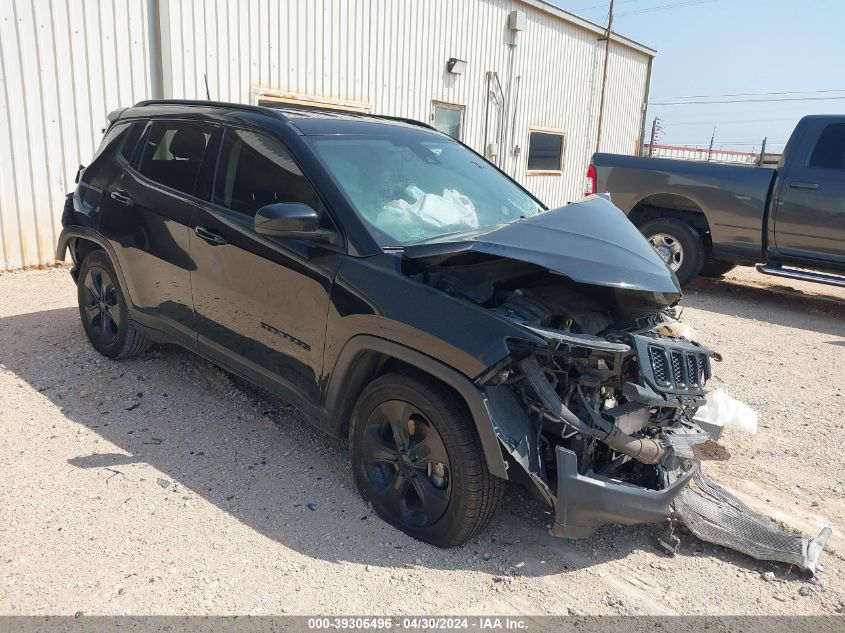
[639,218,704,286]
[349,370,504,547]
[700,260,737,278]
[77,250,150,359]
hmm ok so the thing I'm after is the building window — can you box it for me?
[527,129,566,173]
[432,101,464,140]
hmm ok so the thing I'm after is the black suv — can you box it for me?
[58,100,716,547]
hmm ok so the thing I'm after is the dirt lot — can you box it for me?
[1,265,844,616]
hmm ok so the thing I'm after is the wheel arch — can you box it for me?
[57,227,124,284]
[628,194,713,252]
[323,335,509,480]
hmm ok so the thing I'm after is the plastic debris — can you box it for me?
[656,320,699,341]
[693,388,758,435]
[673,468,831,574]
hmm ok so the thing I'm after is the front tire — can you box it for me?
[77,250,149,359]
[349,370,504,547]
[639,217,705,286]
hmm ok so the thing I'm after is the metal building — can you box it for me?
[0,0,654,270]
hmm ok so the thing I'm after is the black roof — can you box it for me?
[128,99,436,135]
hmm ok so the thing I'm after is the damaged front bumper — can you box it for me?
[551,447,697,539]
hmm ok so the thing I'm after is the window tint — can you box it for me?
[80,122,131,189]
[96,122,131,157]
[138,121,213,195]
[214,128,319,217]
[809,123,845,170]
[118,122,144,164]
[527,131,565,172]
[432,103,463,140]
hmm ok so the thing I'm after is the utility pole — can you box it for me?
[758,136,767,166]
[594,0,615,154]
[648,116,661,157]
[706,126,716,162]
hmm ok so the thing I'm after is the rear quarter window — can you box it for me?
[118,122,145,164]
[79,122,131,190]
[137,121,215,196]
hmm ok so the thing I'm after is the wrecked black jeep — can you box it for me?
[58,101,827,563]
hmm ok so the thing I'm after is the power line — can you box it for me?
[653,88,845,100]
[586,0,717,19]
[615,0,718,17]
[664,114,801,125]
[571,0,647,12]
[651,95,845,106]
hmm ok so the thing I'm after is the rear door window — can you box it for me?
[808,123,845,170]
[138,121,214,196]
[213,128,319,217]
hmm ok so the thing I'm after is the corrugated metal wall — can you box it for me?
[0,0,652,270]
[0,0,154,270]
[161,0,652,206]
[601,42,650,156]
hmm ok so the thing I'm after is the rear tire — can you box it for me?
[349,370,504,547]
[77,250,150,359]
[639,217,705,287]
[699,260,737,278]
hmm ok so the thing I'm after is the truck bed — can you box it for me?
[592,153,776,262]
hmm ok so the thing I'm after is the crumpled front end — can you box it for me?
[474,285,830,571]
[479,303,715,539]
[406,197,829,568]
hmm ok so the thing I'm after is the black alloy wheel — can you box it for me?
[77,250,149,359]
[361,399,452,528]
[350,370,504,547]
[81,265,122,347]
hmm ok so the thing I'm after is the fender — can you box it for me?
[56,226,130,291]
[324,334,510,480]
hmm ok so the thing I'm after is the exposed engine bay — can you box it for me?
[409,253,829,572]
[415,256,712,522]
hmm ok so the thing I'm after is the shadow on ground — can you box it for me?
[683,276,845,340]
[0,304,810,579]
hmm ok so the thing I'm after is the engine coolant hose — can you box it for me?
[518,355,665,465]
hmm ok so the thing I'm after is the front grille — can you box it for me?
[686,354,700,387]
[671,351,686,387]
[649,346,670,385]
[698,354,710,382]
[648,344,710,393]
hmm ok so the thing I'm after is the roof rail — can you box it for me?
[133,99,287,119]
[377,115,436,131]
[133,99,437,131]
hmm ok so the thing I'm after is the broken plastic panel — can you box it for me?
[672,468,831,574]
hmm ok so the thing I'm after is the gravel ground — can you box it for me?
[1,265,844,616]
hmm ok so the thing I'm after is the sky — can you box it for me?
[551,0,845,154]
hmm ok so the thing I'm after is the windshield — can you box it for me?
[307,130,544,246]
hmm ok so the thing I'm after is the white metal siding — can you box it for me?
[0,0,153,270]
[161,0,651,206]
[0,0,652,270]
[600,42,649,156]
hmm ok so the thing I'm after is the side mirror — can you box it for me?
[254,202,321,239]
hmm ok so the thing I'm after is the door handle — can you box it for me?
[194,225,228,246]
[790,181,820,190]
[110,190,134,206]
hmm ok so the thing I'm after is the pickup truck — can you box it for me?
[588,114,845,287]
